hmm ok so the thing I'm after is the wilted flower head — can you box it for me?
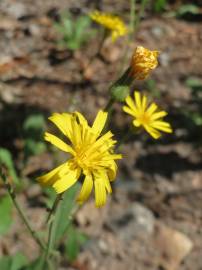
[37,110,122,207]
[89,10,127,42]
[123,91,172,139]
[130,46,159,80]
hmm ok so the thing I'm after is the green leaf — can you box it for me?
[24,139,46,156]
[0,256,10,269]
[11,253,27,270]
[54,183,80,242]
[22,258,43,270]
[65,225,79,262]
[44,187,57,209]
[23,114,45,140]
[55,13,94,51]
[0,148,19,184]
[62,16,73,37]
[74,16,91,42]
[154,0,167,12]
[186,78,202,92]
[0,195,13,235]
[65,225,88,262]
[0,252,27,270]
[177,4,199,16]
[67,40,80,50]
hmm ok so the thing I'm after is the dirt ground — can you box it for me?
[0,0,202,269]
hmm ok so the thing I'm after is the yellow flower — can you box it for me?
[130,46,159,80]
[37,110,122,207]
[123,91,172,139]
[89,10,127,42]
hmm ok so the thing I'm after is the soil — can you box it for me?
[0,1,202,270]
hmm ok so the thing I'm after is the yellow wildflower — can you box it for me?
[123,91,172,139]
[130,46,159,80]
[37,110,122,207]
[89,10,127,42]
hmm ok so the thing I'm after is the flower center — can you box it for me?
[73,145,90,170]
[138,113,151,126]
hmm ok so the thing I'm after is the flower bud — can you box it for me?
[130,46,159,80]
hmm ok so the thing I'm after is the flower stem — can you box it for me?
[104,97,115,112]
[0,168,45,250]
[46,193,63,224]
[43,194,63,268]
[96,28,107,57]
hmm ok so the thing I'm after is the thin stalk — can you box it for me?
[104,97,115,112]
[115,0,136,80]
[42,194,63,269]
[85,28,107,71]
[0,170,45,250]
[46,193,63,224]
[96,28,107,57]
[130,0,136,36]
[136,0,149,28]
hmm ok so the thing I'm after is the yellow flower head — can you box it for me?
[123,91,172,139]
[89,10,127,42]
[37,110,122,207]
[130,46,159,80]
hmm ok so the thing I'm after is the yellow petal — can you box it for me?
[53,168,81,194]
[89,131,113,152]
[133,119,141,127]
[150,111,167,121]
[74,112,88,127]
[92,110,108,137]
[71,118,82,146]
[102,154,122,161]
[151,121,172,133]
[123,105,136,117]
[49,113,73,141]
[37,162,67,187]
[144,125,161,139]
[141,95,147,112]
[151,120,171,128]
[101,171,112,193]
[44,132,75,154]
[125,96,137,113]
[94,177,107,207]
[77,174,93,204]
[134,91,142,109]
[107,161,117,181]
[146,103,158,115]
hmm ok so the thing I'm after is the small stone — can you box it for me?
[153,222,193,270]
[6,2,27,19]
[98,239,109,254]
[107,202,155,241]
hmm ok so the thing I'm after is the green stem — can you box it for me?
[130,0,136,36]
[96,28,107,57]
[0,169,45,250]
[104,97,115,112]
[136,0,149,28]
[43,194,63,269]
[46,193,63,224]
[85,28,107,71]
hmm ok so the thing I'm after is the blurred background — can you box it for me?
[0,0,202,269]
